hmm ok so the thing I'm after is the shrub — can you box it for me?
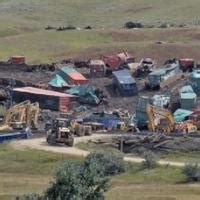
[16,194,44,200]
[142,151,157,169]
[183,164,200,182]
[17,158,110,200]
[85,149,127,176]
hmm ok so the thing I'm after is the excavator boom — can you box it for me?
[146,104,175,133]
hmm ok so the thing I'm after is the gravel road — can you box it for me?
[9,134,188,167]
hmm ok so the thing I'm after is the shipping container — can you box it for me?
[179,85,197,110]
[9,56,25,64]
[13,87,77,112]
[0,132,27,143]
[188,70,200,95]
[112,69,138,96]
[58,67,88,85]
[89,59,106,78]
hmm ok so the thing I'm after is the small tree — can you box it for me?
[85,150,127,176]
[16,194,45,200]
[142,151,157,169]
[183,164,200,182]
[45,161,81,200]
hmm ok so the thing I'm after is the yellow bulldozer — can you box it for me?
[0,100,40,131]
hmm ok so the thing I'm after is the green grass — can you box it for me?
[106,164,200,200]
[77,141,200,164]
[0,0,200,32]
[0,1,200,64]
[0,144,82,199]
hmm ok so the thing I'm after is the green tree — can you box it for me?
[45,159,109,200]
[85,150,127,176]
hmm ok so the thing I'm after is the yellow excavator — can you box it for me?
[146,104,175,133]
[0,100,40,131]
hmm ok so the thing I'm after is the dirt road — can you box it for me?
[10,135,187,167]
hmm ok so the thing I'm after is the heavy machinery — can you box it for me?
[0,100,40,131]
[46,118,74,146]
[46,117,93,146]
[146,104,175,133]
[175,121,197,134]
[145,63,181,90]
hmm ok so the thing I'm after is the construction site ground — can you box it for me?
[9,134,200,167]
[0,64,168,112]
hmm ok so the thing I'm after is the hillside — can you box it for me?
[0,0,199,63]
[0,0,200,33]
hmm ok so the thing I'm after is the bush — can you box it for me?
[183,164,200,182]
[85,150,127,176]
[142,151,157,169]
[45,159,109,200]
[16,194,44,200]
[17,158,110,200]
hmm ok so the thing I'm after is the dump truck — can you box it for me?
[102,52,135,73]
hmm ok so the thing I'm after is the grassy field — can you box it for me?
[0,28,200,64]
[106,165,200,200]
[0,0,200,31]
[76,142,200,164]
[0,144,200,200]
[0,1,200,64]
[0,144,82,199]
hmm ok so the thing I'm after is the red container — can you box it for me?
[179,58,194,72]
[13,87,77,112]
[10,56,25,64]
[102,52,135,70]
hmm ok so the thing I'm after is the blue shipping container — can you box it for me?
[112,69,138,96]
[0,132,28,143]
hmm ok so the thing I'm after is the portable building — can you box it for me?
[58,66,88,85]
[188,70,200,95]
[135,96,151,128]
[179,85,197,110]
[112,69,138,96]
[13,87,77,112]
[89,59,106,78]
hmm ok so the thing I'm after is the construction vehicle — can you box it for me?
[175,121,197,134]
[0,100,40,131]
[46,118,74,146]
[46,117,93,146]
[136,58,155,77]
[101,52,135,73]
[146,104,175,133]
[145,63,180,90]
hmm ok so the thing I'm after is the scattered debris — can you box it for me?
[124,21,144,29]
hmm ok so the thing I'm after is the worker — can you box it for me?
[24,126,32,137]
